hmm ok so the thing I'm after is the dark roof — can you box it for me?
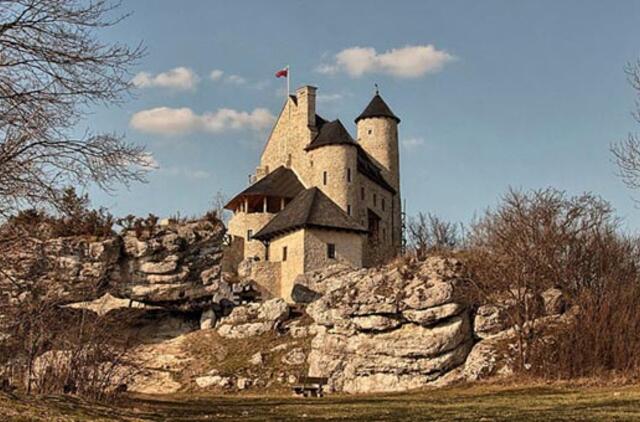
[225,166,305,210]
[354,94,400,124]
[357,146,396,193]
[253,187,367,241]
[305,119,355,151]
[304,117,395,193]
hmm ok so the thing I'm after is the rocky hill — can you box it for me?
[0,217,570,395]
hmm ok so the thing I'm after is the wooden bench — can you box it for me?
[292,377,328,397]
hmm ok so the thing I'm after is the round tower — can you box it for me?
[356,90,402,257]
[355,90,401,191]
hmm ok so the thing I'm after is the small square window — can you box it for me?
[247,229,253,240]
[367,129,373,135]
[327,243,336,259]
[282,246,288,262]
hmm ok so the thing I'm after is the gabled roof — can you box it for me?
[225,166,305,210]
[305,119,355,151]
[355,94,400,124]
[253,187,367,241]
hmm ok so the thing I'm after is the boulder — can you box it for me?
[474,305,510,338]
[291,284,322,304]
[200,309,217,330]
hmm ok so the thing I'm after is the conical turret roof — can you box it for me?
[355,93,400,124]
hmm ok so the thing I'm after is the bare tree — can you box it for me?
[612,60,640,193]
[0,0,148,215]
[408,212,460,258]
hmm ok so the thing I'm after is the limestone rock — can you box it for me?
[195,375,231,389]
[474,305,510,338]
[281,348,306,366]
[200,309,217,330]
[140,256,179,274]
[352,315,401,332]
[64,293,156,316]
[291,284,322,304]
[304,257,473,393]
[403,303,464,326]
[542,288,566,315]
[249,352,263,366]
[217,298,289,339]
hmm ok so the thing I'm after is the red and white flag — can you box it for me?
[275,65,290,96]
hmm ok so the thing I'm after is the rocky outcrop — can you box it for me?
[2,217,231,313]
[303,257,473,393]
[217,299,289,339]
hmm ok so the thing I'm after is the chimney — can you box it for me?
[295,85,316,129]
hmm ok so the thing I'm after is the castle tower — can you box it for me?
[355,90,402,254]
[355,90,401,190]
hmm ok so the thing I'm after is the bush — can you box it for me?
[462,188,640,373]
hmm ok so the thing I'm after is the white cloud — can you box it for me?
[317,93,344,103]
[209,69,224,81]
[130,107,275,136]
[161,166,210,179]
[225,74,246,85]
[402,137,425,149]
[316,45,455,78]
[132,67,199,90]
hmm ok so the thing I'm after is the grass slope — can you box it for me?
[3,383,640,421]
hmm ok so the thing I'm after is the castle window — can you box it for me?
[347,168,352,183]
[265,243,270,261]
[373,193,377,207]
[282,246,288,262]
[361,186,365,200]
[310,159,314,167]
[368,128,373,135]
[347,204,352,216]
[327,243,336,259]
[382,198,386,211]
[323,171,327,185]
[247,229,253,240]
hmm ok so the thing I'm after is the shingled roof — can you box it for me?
[356,146,396,194]
[224,166,305,210]
[354,94,400,124]
[253,187,367,241]
[305,119,354,151]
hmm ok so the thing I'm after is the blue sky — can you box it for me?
[88,0,640,231]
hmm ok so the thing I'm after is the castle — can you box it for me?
[225,85,402,301]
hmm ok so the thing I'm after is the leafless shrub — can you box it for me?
[407,212,462,259]
[530,280,640,379]
[463,188,639,371]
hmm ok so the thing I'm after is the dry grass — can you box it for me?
[4,382,640,421]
